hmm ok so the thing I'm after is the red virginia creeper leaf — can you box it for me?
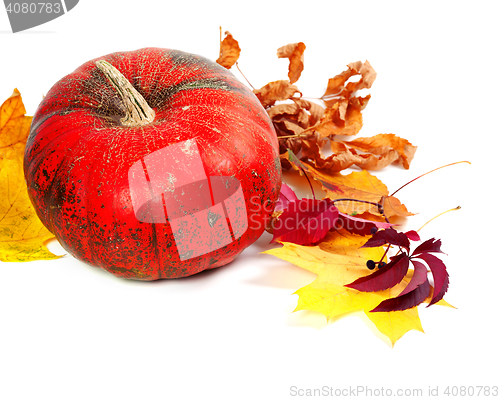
[414,252,449,306]
[345,253,409,292]
[272,199,339,245]
[371,278,430,312]
[402,260,429,295]
[370,260,430,312]
[405,230,420,241]
[361,229,410,252]
[412,238,444,256]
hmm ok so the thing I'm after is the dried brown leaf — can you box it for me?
[345,60,377,93]
[323,69,358,99]
[343,133,417,169]
[322,60,376,104]
[302,141,361,172]
[291,98,325,126]
[268,103,300,122]
[277,42,306,84]
[253,80,301,108]
[216,29,241,69]
[301,140,399,172]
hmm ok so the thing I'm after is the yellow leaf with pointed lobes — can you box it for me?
[0,90,61,262]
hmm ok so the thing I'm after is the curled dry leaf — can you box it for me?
[343,133,417,170]
[322,60,376,104]
[253,80,301,108]
[277,42,306,84]
[313,60,375,139]
[300,133,416,172]
[313,94,370,138]
[216,29,241,69]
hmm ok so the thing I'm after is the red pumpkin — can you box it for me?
[24,48,281,280]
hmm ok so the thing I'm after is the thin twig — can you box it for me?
[277,126,317,140]
[235,62,255,90]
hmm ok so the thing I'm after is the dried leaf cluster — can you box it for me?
[216,32,417,174]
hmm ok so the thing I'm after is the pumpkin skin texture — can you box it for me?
[24,48,281,280]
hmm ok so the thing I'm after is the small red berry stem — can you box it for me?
[378,244,391,264]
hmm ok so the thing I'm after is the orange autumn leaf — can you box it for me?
[277,42,306,84]
[216,29,241,69]
[0,88,32,159]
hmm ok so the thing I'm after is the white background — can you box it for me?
[0,1,498,399]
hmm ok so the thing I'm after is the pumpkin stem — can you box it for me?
[96,60,155,127]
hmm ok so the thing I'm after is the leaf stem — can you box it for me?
[235,62,255,90]
[300,167,316,200]
[378,244,391,264]
[390,161,471,197]
[417,206,461,232]
[278,130,315,140]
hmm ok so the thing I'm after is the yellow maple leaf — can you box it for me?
[264,230,449,346]
[0,89,61,262]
